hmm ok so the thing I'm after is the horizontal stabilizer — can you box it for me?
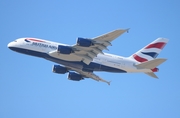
[136,58,167,69]
[145,72,158,79]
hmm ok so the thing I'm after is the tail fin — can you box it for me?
[129,38,169,62]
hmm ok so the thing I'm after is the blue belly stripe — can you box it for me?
[9,47,126,73]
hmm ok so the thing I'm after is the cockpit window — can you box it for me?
[24,39,30,42]
[14,40,17,42]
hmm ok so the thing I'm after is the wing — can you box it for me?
[66,66,111,85]
[72,29,129,65]
[48,29,129,65]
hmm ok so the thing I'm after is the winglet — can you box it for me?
[107,81,111,85]
[127,28,130,33]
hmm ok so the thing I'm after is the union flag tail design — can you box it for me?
[129,38,169,62]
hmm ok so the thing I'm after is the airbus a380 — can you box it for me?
[7,29,169,85]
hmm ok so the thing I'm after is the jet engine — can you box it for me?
[52,65,68,74]
[57,45,73,54]
[68,72,84,81]
[76,37,94,47]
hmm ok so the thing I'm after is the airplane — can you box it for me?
[7,29,169,85]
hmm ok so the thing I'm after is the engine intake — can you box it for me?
[77,37,93,47]
[57,45,73,54]
[52,65,68,74]
[68,72,84,81]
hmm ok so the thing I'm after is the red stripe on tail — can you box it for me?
[145,42,166,49]
[133,54,148,62]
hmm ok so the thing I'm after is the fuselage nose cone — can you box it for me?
[7,42,13,48]
[7,42,16,51]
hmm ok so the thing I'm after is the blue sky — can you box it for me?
[1,0,180,118]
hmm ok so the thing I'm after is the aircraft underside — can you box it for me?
[9,47,127,73]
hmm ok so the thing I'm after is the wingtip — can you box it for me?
[124,28,130,33]
[107,81,111,85]
[126,28,130,33]
[118,28,130,31]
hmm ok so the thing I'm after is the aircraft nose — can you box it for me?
[7,42,13,48]
[7,42,16,51]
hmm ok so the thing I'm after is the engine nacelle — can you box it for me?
[57,45,73,54]
[76,37,93,47]
[68,72,84,81]
[52,65,68,74]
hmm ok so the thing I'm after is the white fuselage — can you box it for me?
[7,38,152,73]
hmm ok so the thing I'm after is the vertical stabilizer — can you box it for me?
[129,38,169,62]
